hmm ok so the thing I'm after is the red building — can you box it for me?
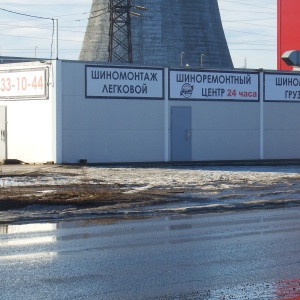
[278,0,300,70]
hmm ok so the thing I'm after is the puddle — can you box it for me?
[160,280,300,299]
[1,214,300,299]
[275,279,300,299]
[0,222,56,234]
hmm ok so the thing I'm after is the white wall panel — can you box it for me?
[192,130,260,161]
[61,61,165,163]
[264,130,300,159]
[0,62,54,163]
[264,103,300,159]
[62,129,164,163]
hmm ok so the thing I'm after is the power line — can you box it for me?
[225,28,274,37]
[220,8,276,15]
[219,0,276,11]
[0,7,57,59]
[0,7,53,20]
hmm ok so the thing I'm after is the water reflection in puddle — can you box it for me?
[0,217,135,235]
[1,216,300,299]
[161,280,300,299]
[0,223,56,234]
[275,279,300,299]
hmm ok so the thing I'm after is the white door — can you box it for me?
[0,106,7,161]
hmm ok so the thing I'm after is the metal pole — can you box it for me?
[108,0,133,63]
[181,52,185,67]
[56,19,58,59]
[201,54,205,67]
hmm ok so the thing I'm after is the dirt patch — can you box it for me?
[2,164,300,219]
[0,183,184,211]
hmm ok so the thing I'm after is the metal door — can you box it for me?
[0,106,7,161]
[171,106,192,161]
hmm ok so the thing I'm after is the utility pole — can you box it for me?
[108,0,148,63]
[108,0,132,63]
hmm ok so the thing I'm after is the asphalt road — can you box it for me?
[1,208,300,299]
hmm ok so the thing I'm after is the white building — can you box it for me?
[0,59,299,164]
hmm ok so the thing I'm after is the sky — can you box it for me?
[0,0,277,70]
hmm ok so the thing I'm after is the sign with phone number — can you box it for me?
[0,68,48,100]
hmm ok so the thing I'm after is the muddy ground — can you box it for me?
[0,164,186,212]
[0,183,184,211]
[1,163,300,221]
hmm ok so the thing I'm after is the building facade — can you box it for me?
[0,60,300,164]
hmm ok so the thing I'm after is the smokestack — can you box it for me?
[79,0,233,69]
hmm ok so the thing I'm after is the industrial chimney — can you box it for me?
[79,0,233,69]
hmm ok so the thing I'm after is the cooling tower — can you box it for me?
[79,0,233,69]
